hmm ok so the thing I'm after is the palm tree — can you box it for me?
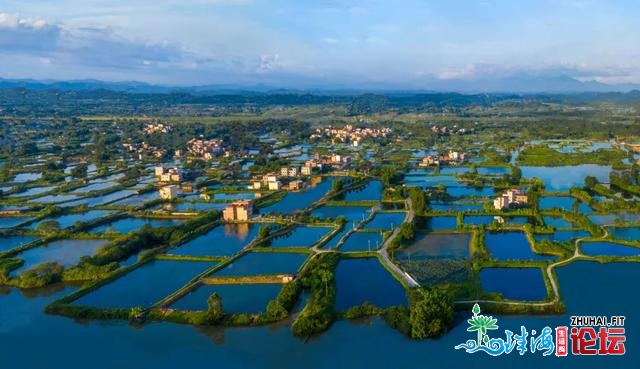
[466,304,499,345]
[319,270,331,296]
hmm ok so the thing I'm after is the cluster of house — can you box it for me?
[251,172,306,191]
[493,188,528,210]
[223,200,254,221]
[430,125,474,136]
[310,125,392,146]
[155,166,183,183]
[122,142,166,159]
[419,151,467,167]
[185,138,224,160]
[142,123,172,134]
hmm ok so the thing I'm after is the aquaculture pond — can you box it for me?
[446,186,494,198]
[71,182,118,193]
[322,227,351,248]
[539,196,591,213]
[14,239,109,274]
[534,230,590,243]
[212,252,308,276]
[172,223,274,256]
[209,193,257,201]
[12,186,55,197]
[271,226,333,248]
[334,258,406,311]
[484,232,554,261]
[608,227,640,241]
[12,172,42,182]
[89,218,185,234]
[169,202,227,212]
[477,167,510,175]
[463,215,496,226]
[363,212,405,230]
[73,260,214,308]
[343,180,382,201]
[581,242,640,257]
[30,210,114,230]
[396,232,470,259]
[424,216,457,230]
[439,167,469,175]
[171,283,282,313]
[111,191,159,206]
[64,189,137,207]
[261,177,337,214]
[588,212,640,225]
[543,216,573,229]
[310,205,372,223]
[339,231,383,252]
[0,217,34,229]
[4,262,640,369]
[520,165,611,191]
[0,235,38,252]
[28,194,81,204]
[480,267,547,301]
[403,175,459,187]
[429,202,484,212]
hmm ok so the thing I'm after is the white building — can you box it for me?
[159,185,178,200]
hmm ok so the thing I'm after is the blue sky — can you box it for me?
[1,0,639,87]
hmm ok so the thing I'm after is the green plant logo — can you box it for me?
[466,303,499,345]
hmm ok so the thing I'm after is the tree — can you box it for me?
[319,269,332,297]
[70,163,88,179]
[584,176,598,189]
[36,220,61,234]
[265,300,288,321]
[206,293,224,324]
[409,287,453,339]
[407,187,426,215]
[331,179,344,193]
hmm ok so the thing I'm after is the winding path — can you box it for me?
[455,228,608,306]
[378,198,420,287]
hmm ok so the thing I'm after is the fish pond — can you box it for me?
[608,227,640,241]
[73,260,214,308]
[339,231,383,252]
[171,283,282,313]
[480,267,547,301]
[484,232,555,261]
[424,216,458,230]
[212,252,308,276]
[396,232,470,260]
[261,177,337,214]
[0,217,34,229]
[271,226,333,248]
[334,258,406,311]
[172,223,274,256]
[14,239,109,274]
[0,235,38,252]
[539,196,591,213]
[310,205,372,223]
[534,230,590,243]
[343,180,382,202]
[89,218,185,234]
[543,216,573,229]
[581,241,640,257]
[30,210,114,230]
[363,212,405,230]
[520,165,611,191]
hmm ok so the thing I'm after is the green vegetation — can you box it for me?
[517,145,626,166]
[291,253,339,337]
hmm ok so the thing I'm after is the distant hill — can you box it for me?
[1,75,639,95]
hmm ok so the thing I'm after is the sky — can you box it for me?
[0,0,639,88]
